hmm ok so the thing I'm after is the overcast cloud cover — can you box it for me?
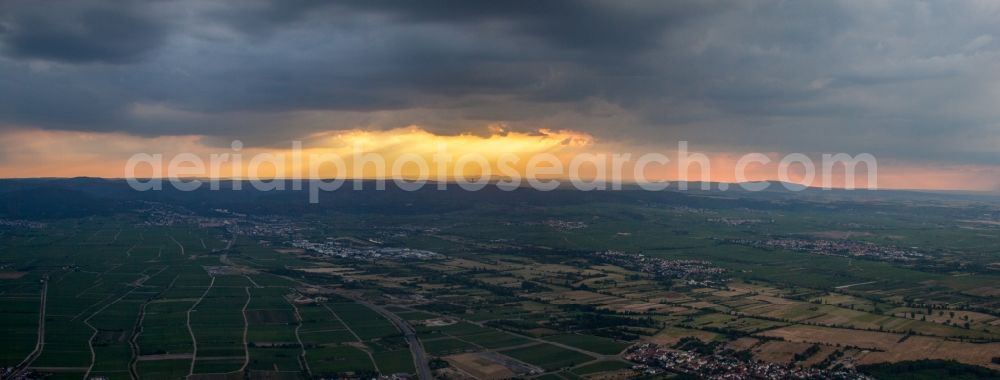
[2,0,1000,168]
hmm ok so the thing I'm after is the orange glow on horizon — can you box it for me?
[0,126,997,192]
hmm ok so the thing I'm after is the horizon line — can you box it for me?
[2,176,996,194]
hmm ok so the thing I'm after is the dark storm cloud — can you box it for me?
[0,0,168,64]
[329,1,709,53]
[0,0,999,165]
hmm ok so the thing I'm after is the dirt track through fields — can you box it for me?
[186,276,217,377]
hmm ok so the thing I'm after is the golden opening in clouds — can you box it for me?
[1,125,998,191]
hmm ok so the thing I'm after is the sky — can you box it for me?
[1,0,999,190]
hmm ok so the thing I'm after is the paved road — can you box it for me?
[336,293,433,380]
[7,277,47,380]
[272,273,434,380]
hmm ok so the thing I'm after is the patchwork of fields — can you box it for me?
[0,224,422,380]
[2,195,1000,380]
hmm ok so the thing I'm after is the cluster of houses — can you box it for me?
[543,219,589,230]
[708,217,770,226]
[592,250,728,285]
[135,203,235,228]
[624,343,872,380]
[288,239,440,261]
[0,219,45,229]
[729,238,926,261]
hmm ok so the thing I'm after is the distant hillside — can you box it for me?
[0,187,119,219]
[0,178,997,220]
